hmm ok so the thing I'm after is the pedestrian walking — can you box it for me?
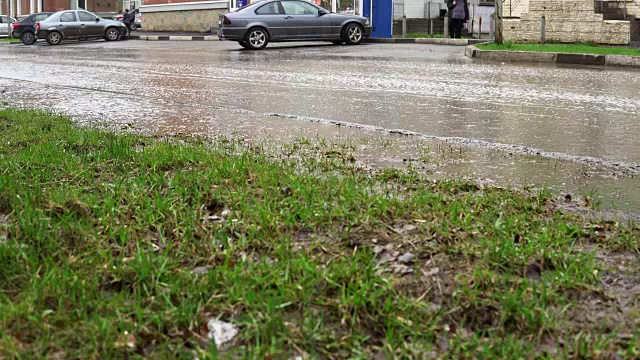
[123,9,132,27]
[447,0,469,39]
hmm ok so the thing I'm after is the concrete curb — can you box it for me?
[130,35,219,41]
[464,44,640,68]
[368,37,486,46]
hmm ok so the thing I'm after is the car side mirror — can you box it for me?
[318,9,327,15]
[96,18,100,22]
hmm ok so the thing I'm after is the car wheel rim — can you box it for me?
[50,33,59,43]
[249,30,265,47]
[108,29,118,40]
[25,33,34,43]
[349,27,362,42]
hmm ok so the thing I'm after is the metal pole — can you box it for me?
[495,0,503,44]
[490,13,494,40]
[478,17,481,39]
[444,12,449,37]
[624,0,627,20]
[540,15,545,44]
[402,14,407,37]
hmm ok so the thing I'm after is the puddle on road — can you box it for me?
[1,80,638,213]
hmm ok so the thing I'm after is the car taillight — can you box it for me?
[223,16,231,25]
[37,22,40,31]
[12,23,19,30]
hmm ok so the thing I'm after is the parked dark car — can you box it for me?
[12,12,54,45]
[36,10,129,45]
[218,0,372,50]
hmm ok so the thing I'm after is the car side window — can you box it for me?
[256,2,282,15]
[0,16,7,23]
[78,12,96,21]
[281,1,318,15]
[59,12,77,22]
[35,14,50,21]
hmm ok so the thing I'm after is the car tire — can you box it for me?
[343,23,363,45]
[331,40,343,45]
[46,31,62,45]
[105,27,120,41]
[21,32,36,45]
[244,27,269,50]
[238,41,250,49]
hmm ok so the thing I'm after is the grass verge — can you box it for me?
[1,108,639,358]
[478,42,640,56]
[0,38,20,43]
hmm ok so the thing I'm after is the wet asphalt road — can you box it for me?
[0,40,639,211]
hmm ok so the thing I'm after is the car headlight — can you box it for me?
[364,18,370,26]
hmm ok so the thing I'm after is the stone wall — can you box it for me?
[504,0,530,17]
[504,0,631,44]
[142,8,225,32]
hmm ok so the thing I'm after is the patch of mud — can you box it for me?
[267,113,640,177]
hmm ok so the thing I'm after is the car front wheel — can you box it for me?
[105,28,120,41]
[46,31,62,45]
[343,23,363,45]
[21,32,37,45]
[244,28,268,50]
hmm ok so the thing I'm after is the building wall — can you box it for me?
[504,0,529,17]
[504,0,631,44]
[141,8,224,32]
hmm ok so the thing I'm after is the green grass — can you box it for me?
[478,42,640,56]
[0,108,639,358]
[0,38,20,43]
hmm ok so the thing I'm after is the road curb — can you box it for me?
[464,44,640,68]
[368,38,486,46]
[129,35,219,41]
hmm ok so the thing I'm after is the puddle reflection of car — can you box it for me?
[0,15,18,37]
[113,9,142,31]
[218,0,372,50]
[37,10,129,45]
[12,12,54,45]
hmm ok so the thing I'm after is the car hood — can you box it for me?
[100,19,126,26]
[327,13,367,20]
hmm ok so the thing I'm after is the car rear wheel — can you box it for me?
[21,32,36,45]
[331,40,343,45]
[105,28,120,41]
[244,28,268,50]
[238,41,250,49]
[46,31,62,45]
[343,23,363,45]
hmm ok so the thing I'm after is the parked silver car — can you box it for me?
[36,10,129,45]
[218,0,372,50]
[0,15,17,37]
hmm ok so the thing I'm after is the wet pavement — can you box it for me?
[0,40,639,211]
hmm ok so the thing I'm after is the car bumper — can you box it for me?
[218,27,245,41]
[364,25,372,37]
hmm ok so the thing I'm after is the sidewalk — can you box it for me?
[130,31,218,41]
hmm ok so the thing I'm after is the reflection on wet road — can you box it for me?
[0,41,639,211]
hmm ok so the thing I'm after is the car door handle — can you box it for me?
[284,16,292,19]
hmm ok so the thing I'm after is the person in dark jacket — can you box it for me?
[446,0,469,39]
[123,9,132,27]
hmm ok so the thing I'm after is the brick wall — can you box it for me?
[504,0,631,44]
[142,8,225,32]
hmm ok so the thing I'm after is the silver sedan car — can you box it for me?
[36,10,129,45]
[218,0,372,50]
